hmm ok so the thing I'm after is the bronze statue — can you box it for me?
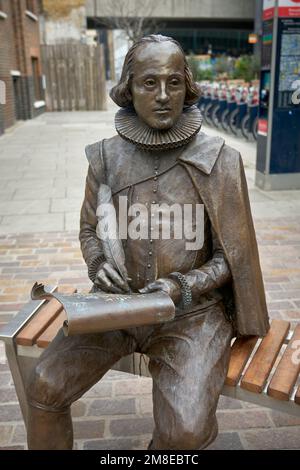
[26,35,269,450]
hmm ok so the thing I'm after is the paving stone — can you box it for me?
[137,395,153,415]
[217,396,243,410]
[270,410,300,427]
[73,419,105,439]
[84,381,113,398]
[11,424,26,443]
[114,377,153,396]
[0,424,13,445]
[0,404,22,422]
[71,400,86,418]
[217,409,273,431]
[0,372,13,387]
[1,213,64,234]
[0,200,50,216]
[0,445,25,450]
[13,188,66,200]
[88,398,136,416]
[83,437,144,450]
[51,198,82,213]
[110,417,154,436]
[65,212,80,230]
[242,427,300,449]
[0,388,18,403]
[206,432,244,450]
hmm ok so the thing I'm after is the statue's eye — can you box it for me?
[144,78,156,87]
[169,78,180,86]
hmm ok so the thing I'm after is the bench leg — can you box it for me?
[5,341,30,427]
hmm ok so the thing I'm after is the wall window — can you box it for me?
[31,57,41,101]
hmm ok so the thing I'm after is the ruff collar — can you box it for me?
[115,105,202,151]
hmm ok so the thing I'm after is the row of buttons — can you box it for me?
[146,156,159,281]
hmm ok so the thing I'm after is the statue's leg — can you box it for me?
[26,328,135,449]
[144,301,233,450]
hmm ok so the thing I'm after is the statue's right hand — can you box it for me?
[94,262,130,294]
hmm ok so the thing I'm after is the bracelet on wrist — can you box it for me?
[168,272,192,309]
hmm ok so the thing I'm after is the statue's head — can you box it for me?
[110,35,200,130]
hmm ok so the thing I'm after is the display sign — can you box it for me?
[279,0,300,18]
[277,17,300,107]
[263,0,276,20]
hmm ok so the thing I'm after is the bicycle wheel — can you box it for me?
[211,105,221,128]
[221,109,230,132]
[252,116,258,141]
[204,103,213,126]
[229,108,239,136]
[241,114,250,140]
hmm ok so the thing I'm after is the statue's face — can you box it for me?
[131,42,186,130]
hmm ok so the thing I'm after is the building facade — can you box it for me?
[86,0,256,58]
[0,0,45,136]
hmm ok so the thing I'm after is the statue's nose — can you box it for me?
[156,83,169,103]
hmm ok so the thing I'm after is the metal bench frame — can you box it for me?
[0,289,299,430]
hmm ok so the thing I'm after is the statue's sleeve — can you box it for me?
[184,227,232,298]
[79,142,106,282]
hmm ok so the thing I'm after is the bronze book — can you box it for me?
[31,283,175,336]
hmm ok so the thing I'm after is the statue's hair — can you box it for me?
[110,34,200,107]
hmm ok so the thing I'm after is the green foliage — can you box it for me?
[214,55,233,76]
[186,55,201,81]
[187,53,259,83]
[233,55,260,82]
[196,69,214,81]
[187,55,214,82]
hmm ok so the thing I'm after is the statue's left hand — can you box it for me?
[139,278,181,305]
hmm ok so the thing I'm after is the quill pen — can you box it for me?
[96,184,130,289]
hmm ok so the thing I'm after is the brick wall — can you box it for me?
[0,0,45,135]
[0,1,17,133]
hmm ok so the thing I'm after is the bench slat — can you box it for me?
[225,336,259,386]
[16,287,75,346]
[36,310,67,348]
[267,324,300,401]
[241,319,290,394]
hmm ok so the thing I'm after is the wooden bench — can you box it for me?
[0,285,299,427]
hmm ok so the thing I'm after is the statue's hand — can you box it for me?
[94,262,130,294]
[139,278,181,305]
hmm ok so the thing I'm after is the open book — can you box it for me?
[31,283,175,336]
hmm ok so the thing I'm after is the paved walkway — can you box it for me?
[0,106,299,450]
[0,108,300,234]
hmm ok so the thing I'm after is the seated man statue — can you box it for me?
[26,35,269,450]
